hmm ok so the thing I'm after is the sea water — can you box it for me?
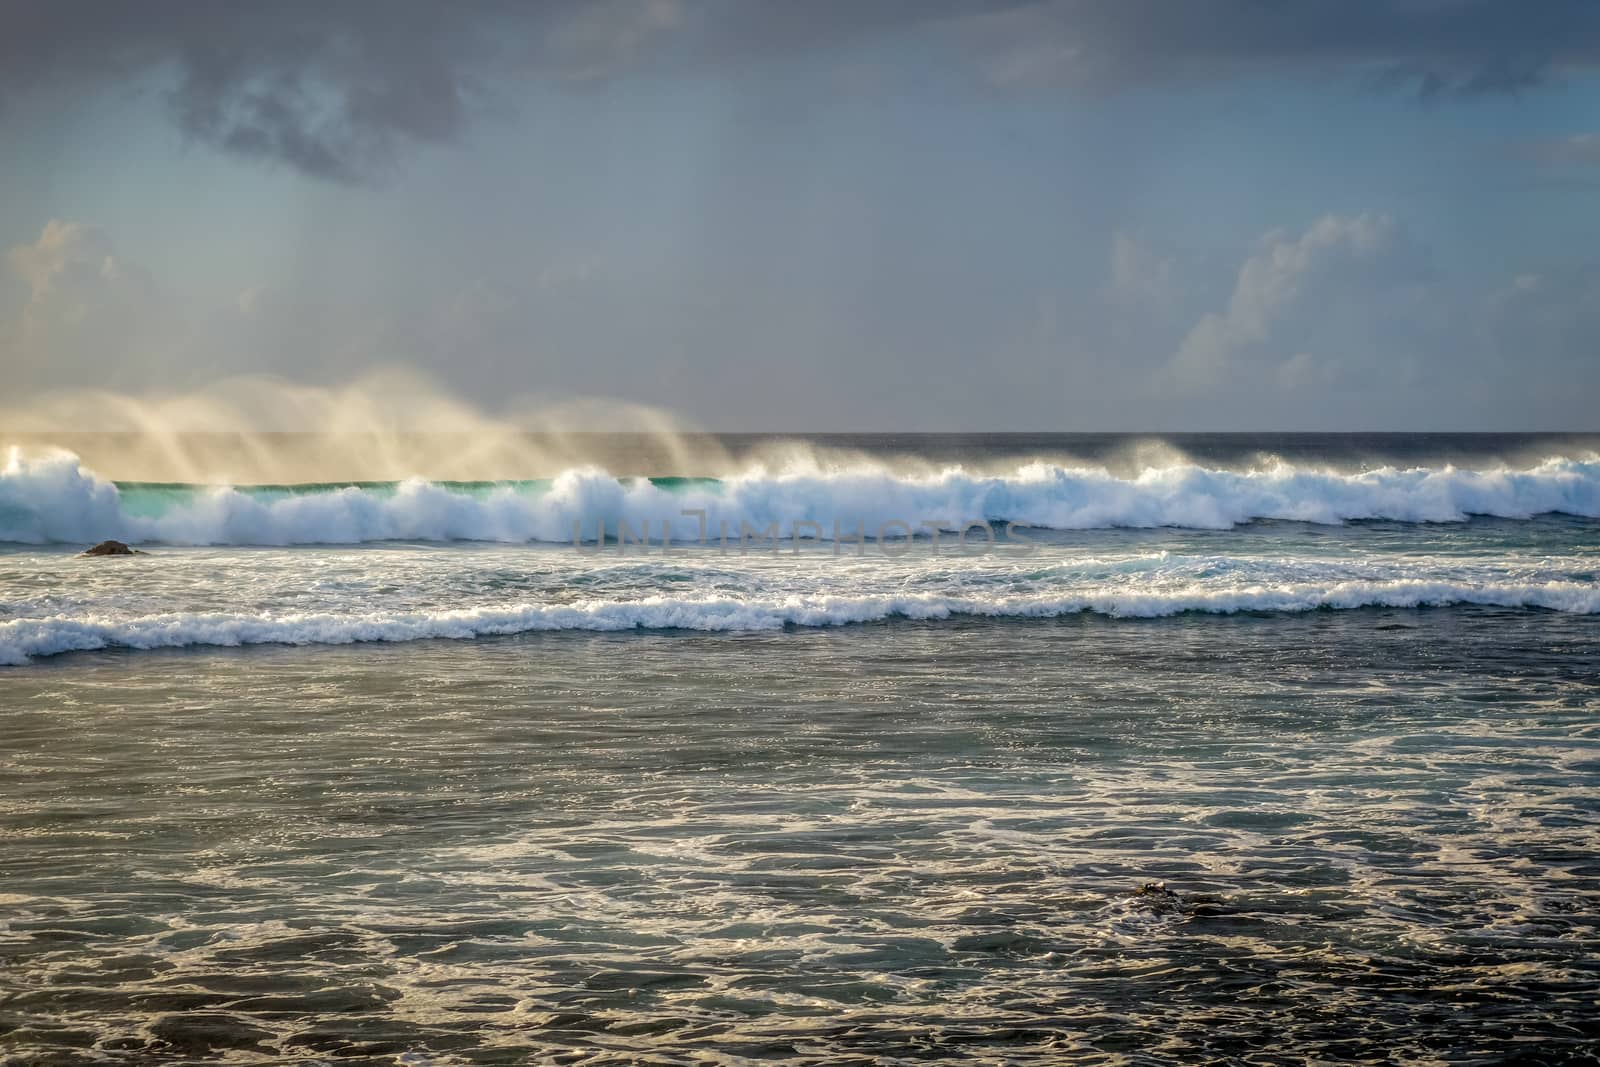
[1,434,1597,1063]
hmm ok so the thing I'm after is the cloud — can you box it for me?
[1517,132,1600,163]
[2,220,167,385]
[1476,267,1600,426]
[1169,214,1430,389]
[961,0,1600,94]
[4,1,1600,181]
[5,220,156,329]
[0,1,683,183]
[6,214,1595,430]
[1104,232,1178,316]
[3,221,374,389]
[1089,231,1193,367]
[1487,267,1600,368]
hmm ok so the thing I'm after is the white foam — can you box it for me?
[3,447,1599,546]
[3,580,1596,665]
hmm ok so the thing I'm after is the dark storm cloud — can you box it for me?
[0,0,679,182]
[679,0,1600,93]
[955,0,1600,92]
[4,0,1600,182]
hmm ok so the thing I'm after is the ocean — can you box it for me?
[2,433,1598,1064]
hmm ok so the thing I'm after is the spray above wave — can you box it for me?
[4,448,1600,546]
[0,371,727,482]
[3,580,1597,664]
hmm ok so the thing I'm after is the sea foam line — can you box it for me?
[3,580,1596,664]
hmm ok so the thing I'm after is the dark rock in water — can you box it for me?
[1135,881,1178,899]
[81,540,145,556]
[1125,882,1187,916]
[1127,881,1235,918]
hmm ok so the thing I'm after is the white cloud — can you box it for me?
[1105,232,1176,314]
[1169,214,1413,388]
[3,220,165,385]
[8,220,131,305]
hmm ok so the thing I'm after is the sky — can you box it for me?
[2,0,1599,431]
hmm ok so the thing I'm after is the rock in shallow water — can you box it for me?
[81,540,145,556]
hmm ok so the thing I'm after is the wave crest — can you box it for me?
[3,580,1597,664]
[3,447,1599,546]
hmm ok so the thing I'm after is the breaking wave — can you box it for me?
[3,448,1599,546]
[4,580,1598,664]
